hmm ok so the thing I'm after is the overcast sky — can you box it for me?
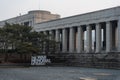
[0,0,120,21]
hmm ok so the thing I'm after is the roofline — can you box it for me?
[36,6,120,24]
[0,14,28,22]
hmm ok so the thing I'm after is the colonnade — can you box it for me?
[42,20,118,53]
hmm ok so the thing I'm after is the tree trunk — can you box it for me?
[4,53,8,62]
[24,54,27,62]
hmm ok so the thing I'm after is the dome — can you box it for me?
[28,10,51,14]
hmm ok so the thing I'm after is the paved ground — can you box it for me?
[0,67,120,80]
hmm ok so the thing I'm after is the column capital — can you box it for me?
[86,24,90,27]
[95,23,100,25]
[106,21,111,24]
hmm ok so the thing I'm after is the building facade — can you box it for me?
[0,10,60,28]
[0,7,120,54]
[34,6,120,53]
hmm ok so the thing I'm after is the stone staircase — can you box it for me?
[47,52,120,69]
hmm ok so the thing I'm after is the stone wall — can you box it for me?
[50,52,120,69]
[0,53,31,63]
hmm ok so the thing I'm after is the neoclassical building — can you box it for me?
[0,7,120,54]
[0,10,60,27]
[34,6,120,53]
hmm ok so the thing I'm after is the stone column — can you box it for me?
[86,25,92,52]
[55,29,60,52]
[49,30,52,40]
[117,18,120,52]
[49,30,55,40]
[77,26,83,53]
[44,31,49,39]
[103,27,106,50]
[96,23,101,53]
[69,27,75,53]
[43,31,47,35]
[106,21,112,52]
[62,28,67,52]
[43,31,47,53]
[55,29,60,42]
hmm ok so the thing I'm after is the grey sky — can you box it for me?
[0,0,120,21]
